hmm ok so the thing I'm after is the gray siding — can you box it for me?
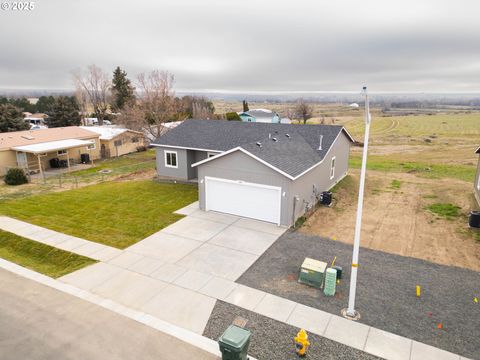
[289,132,350,221]
[156,147,212,180]
[475,157,480,207]
[156,147,189,179]
[197,151,293,226]
[197,132,351,227]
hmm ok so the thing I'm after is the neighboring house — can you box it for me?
[80,126,145,158]
[152,119,354,227]
[0,127,100,177]
[238,109,281,123]
[475,146,480,207]
[24,117,47,129]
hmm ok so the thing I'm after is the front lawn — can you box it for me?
[0,181,198,249]
[0,230,96,278]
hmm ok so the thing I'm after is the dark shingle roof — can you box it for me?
[476,146,480,154]
[153,119,353,178]
[241,134,321,177]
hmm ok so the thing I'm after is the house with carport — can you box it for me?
[0,127,100,177]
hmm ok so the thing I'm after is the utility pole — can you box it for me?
[342,86,371,320]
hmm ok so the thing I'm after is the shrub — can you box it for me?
[225,112,241,121]
[4,168,28,186]
[136,145,147,152]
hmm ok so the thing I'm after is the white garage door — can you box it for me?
[205,176,281,224]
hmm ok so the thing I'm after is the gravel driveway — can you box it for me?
[203,301,381,360]
[237,231,480,359]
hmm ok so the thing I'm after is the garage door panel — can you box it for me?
[205,177,281,224]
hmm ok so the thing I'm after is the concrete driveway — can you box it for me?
[60,202,286,334]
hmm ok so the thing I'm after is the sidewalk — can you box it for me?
[0,212,470,360]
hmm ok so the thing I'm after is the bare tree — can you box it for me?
[118,70,177,139]
[73,64,111,125]
[295,98,314,124]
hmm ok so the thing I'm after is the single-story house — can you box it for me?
[152,119,354,227]
[80,126,145,158]
[0,127,100,177]
[238,109,281,123]
[475,146,480,207]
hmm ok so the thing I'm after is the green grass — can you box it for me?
[72,149,156,176]
[426,203,462,219]
[0,181,198,249]
[349,155,476,182]
[339,113,480,140]
[390,179,401,189]
[0,230,96,278]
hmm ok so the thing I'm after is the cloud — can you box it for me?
[0,0,479,92]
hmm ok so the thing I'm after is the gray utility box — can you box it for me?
[298,257,327,288]
[218,325,251,360]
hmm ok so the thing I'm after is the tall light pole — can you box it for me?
[342,86,371,320]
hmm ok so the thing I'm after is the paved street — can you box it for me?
[0,269,217,360]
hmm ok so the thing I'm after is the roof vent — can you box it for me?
[285,134,290,138]
[256,142,262,147]
[318,135,323,150]
[272,137,278,142]
[21,135,34,140]
[268,133,271,139]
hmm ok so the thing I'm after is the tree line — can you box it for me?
[0,65,217,135]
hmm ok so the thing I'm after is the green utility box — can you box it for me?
[298,257,327,288]
[218,325,251,360]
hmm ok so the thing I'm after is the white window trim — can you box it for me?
[477,175,480,190]
[87,140,96,150]
[164,150,178,168]
[207,152,217,158]
[330,156,336,179]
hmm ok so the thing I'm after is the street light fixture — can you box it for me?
[342,86,371,320]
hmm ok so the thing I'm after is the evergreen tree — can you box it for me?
[111,66,135,112]
[35,96,56,113]
[0,104,29,132]
[45,96,81,128]
[242,100,249,112]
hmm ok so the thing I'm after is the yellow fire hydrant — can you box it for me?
[294,329,310,357]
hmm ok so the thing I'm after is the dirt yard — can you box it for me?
[301,170,480,271]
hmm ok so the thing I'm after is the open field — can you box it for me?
[301,170,480,271]
[0,181,198,249]
[0,229,96,277]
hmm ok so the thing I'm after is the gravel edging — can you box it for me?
[203,300,382,360]
[236,231,480,359]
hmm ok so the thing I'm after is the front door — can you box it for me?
[16,152,28,169]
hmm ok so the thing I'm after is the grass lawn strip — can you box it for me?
[0,229,96,278]
[0,181,198,249]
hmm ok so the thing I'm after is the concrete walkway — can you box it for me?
[0,216,122,261]
[0,205,470,360]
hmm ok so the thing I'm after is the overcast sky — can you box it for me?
[1,0,479,92]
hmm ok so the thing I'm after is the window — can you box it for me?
[131,137,139,143]
[165,150,178,168]
[114,139,122,147]
[87,140,96,150]
[57,149,67,156]
[330,157,336,179]
[207,152,217,158]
